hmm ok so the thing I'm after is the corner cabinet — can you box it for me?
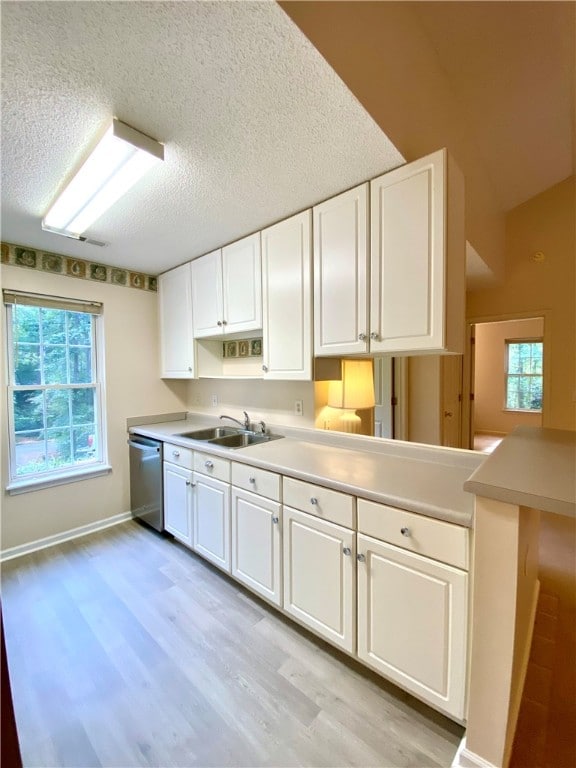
[191,233,262,338]
[261,210,312,380]
[370,148,465,354]
[158,263,195,378]
[313,184,369,356]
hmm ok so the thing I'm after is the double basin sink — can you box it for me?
[177,426,283,450]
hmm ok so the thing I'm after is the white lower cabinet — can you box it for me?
[192,472,231,573]
[163,462,193,547]
[231,488,282,606]
[356,533,468,719]
[283,506,356,653]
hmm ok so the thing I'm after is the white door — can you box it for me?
[261,210,312,380]
[158,264,195,378]
[193,472,230,572]
[191,249,223,337]
[441,355,463,448]
[313,184,369,356]
[222,233,262,334]
[231,488,282,606]
[370,149,447,354]
[357,533,468,719]
[163,462,193,546]
[283,507,355,653]
[373,356,393,438]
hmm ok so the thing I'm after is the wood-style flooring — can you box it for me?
[2,521,463,768]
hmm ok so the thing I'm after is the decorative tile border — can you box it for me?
[1,242,158,292]
[223,338,263,358]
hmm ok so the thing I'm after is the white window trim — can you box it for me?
[504,338,543,413]
[5,297,109,491]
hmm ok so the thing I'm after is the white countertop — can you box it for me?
[464,425,576,517]
[130,415,483,527]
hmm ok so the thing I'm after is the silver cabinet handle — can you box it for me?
[272,516,279,524]
[172,450,180,458]
[217,320,222,327]
[222,320,227,326]
[343,547,351,556]
[310,497,318,505]
[400,527,411,537]
[186,480,196,487]
[357,553,366,562]
[262,364,268,372]
[205,460,214,469]
[249,476,256,484]
[358,333,367,341]
[370,331,379,341]
[188,366,193,372]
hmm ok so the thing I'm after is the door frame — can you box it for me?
[463,310,550,449]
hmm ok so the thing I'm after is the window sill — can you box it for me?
[502,409,543,414]
[6,464,112,495]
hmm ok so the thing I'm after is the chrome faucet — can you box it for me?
[220,411,250,430]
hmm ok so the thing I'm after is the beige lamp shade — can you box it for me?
[327,359,375,409]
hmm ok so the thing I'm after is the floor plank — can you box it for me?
[2,521,463,767]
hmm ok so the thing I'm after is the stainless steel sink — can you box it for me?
[176,426,283,449]
[209,432,281,449]
[177,427,240,440]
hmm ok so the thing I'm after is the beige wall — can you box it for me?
[186,378,315,429]
[280,0,505,277]
[474,318,544,434]
[468,177,576,432]
[0,265,188,551]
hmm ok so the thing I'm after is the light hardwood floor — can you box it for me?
[2,521,463,768]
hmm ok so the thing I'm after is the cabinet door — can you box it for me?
[191,249,223,337]
[158,264,195,377]
[163,462,193,546]
[232,488,282,606]
[283,507,355,653]
[193,472,231,572]
[357,533,468,719]
[222,233,262,334]
[261,210,312,380]
[370,149,464,354]
[313,184,369,356]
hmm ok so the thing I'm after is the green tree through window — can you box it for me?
[5,293,105,482]
[505,340,543,412]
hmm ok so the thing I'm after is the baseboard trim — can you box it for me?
[452,738,499,768]
[0,511,132,562]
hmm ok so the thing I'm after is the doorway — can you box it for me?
[466,316,545,452]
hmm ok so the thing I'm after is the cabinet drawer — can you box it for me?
[194,451,231,482]
[283,477,355,528]
[232,463,281,501]
[357,499,468,570]
[164,442,193,470]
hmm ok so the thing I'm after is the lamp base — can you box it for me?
[335,410,362,434]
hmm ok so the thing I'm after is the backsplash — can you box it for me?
[1,242,158,292]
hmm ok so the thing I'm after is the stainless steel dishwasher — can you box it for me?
[129,435,163,531]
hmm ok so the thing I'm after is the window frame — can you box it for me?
[4,294,110,493]
[504,338,543,413]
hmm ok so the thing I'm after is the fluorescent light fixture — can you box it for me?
[42,118,164,237]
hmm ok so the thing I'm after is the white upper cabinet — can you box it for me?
[191,249,223,337]
[158,263,195,378]
[222,233,262,334]
[370,148,465,354]
[313,184,369,356]
[261,210,312,380]
[191,232,262,338]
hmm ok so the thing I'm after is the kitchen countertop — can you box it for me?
[464,425,576,517]
[130,415,483,527]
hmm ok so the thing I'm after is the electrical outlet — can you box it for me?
[211,393,218,407]
[294,399,303,416]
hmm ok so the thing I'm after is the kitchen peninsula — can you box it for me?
[130,415,575,768]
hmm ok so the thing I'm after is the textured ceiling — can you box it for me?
[1,1,404,274]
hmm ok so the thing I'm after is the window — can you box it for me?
[505,339,543,412]
[4,290,107,489]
